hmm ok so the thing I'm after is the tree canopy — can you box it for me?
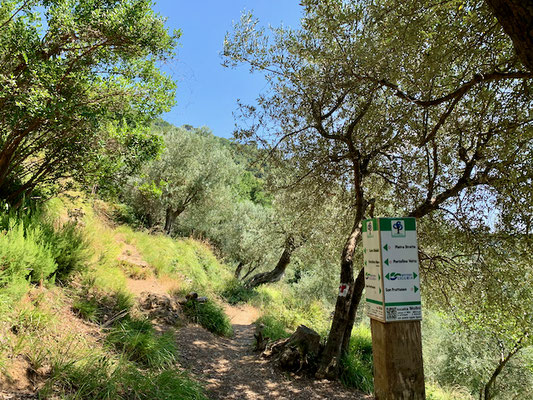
[125,126,239,234]
[0,0,179,203]
[224,0,532,378]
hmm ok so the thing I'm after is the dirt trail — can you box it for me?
[178,305,371,400]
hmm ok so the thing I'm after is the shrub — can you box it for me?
[182,299,233,337]
[0,201,88,283]
[43,221,88,281]
[221,278,256,305]
[111,203,143,227]
[106,318,177,368]
[0,219,57,283]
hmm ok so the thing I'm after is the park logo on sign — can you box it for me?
[366,220,374,238]
[391,219,406,237]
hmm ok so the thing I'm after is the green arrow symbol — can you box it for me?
[413,272,417,279]
[363,248,367,253]
[379,288,382,294]
[385,273,390,280]
[384,259,389,266]
[414,286,419,293]
[364,260,367,266]
[383,244,388,251]
[378,274,381,281]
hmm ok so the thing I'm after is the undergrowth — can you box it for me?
[221,278,257,305]
[106,317,177,368]
[182,298,233,337]
[45,355,207,400]
[0,199,88,285]
[114,225,233,295]
[339,324,374,394]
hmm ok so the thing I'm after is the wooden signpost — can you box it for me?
[363,217,425,400]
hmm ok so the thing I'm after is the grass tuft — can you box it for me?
[339,324,374,394]
[182,299,233,337]
[46,355,207,400]
[221,278,257,305]
[106,318,177,368]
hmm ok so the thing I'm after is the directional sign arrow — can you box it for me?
[413,272,417,279]
[383,244,388,251]
[385,273,390,280]
[363,248,367,254]
[378,274,381,281]
[379,288,382,294]
[414,286,419,293]
[384,259,389,266]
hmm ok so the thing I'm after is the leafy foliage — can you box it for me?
[224,0,532,378]
[0,0,179,202]
[124,126,239,233]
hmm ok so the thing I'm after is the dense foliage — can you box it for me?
[0,0,178,203]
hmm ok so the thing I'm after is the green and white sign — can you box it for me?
[362,218,422,322]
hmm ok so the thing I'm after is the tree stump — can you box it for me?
[262,325,323,373]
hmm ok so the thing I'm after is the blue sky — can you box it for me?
[152,1,303,138]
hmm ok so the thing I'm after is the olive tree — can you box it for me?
[126,126,239,234]
[224,0,532,378]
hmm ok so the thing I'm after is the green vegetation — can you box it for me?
[182,299,233,337]
[106,318,177,368]
[224,0,533,392]
[0,0,531,399]
[45,356,207,400]
[0,197,224,399]
[0,0,178,204]
[340,325,374,393]
[221,278,257,305]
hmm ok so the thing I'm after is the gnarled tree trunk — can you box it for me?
[234,261,244,279]
[316,226,362,379]
[164,206,185,235]
[485,0,533,71]
[245,236,296,288]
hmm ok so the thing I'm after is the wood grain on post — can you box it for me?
[371,319,425,400]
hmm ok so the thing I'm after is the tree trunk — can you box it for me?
[234,261,244,279]
[164,207,174,234]
[316,226,362,379]
[481,336,526,400]
[164,206,185,235]
[485,0,533,71]
[241,264,258,280]
[341,268,366,355]
[245,236,296,288]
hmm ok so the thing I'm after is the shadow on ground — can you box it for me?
[178,313,372,400]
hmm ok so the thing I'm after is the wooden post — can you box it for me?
[362,218,425,399]
[371,319,425,400]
